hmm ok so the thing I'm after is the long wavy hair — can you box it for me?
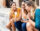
[25,1,37,20]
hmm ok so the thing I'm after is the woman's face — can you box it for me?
[25,4,32,12]
[21,2,25,9]
[12,3,16,10]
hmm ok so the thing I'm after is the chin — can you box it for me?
[13,8,16,10]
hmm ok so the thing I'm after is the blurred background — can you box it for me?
[0,0,39,31]
[0,0,39,8]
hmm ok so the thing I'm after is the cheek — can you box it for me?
[22,6,25,8]
[25,6,28,10]
[29,8,31,10]
[27,7,30,10]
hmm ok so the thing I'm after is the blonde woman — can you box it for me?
[25,1,39,31]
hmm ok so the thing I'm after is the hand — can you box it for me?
[10,18,16,23]
[21,19,29,23]
[28,18,32,23]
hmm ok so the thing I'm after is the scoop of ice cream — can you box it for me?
[14,12,17,16]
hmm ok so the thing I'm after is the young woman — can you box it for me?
[21,1,38,31]
[6,2,21,31]
[21,1,27,31]
[25,1,39,31]
[0,0,6,8]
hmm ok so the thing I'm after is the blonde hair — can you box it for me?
[25,1,37,19]
[30,1,37,19]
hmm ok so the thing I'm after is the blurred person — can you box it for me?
[0,0,6,8]
[6,2,22,31]
[21,1,27,31]
[25,1,39,31]
[28,9,40,31]
[2,0,6,7]
[21,1,25,9]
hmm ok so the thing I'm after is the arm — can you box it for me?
[9,10,15,22]
[21,20,28,23]
[9,10,16,31]
[9,10,13,20]
[6,10,15,30]
[29,19,35,27]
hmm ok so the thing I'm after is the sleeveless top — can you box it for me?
[22,9,29,21]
